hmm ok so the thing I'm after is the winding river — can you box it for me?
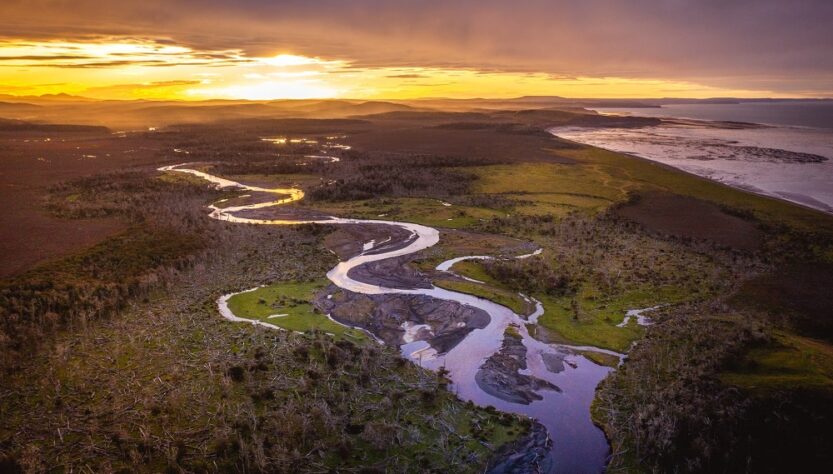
[160,162,621,473]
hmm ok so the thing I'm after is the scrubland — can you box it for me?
[1,108,832,472]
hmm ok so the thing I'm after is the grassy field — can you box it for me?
[429,249,674,352]
[433,278,532,315]
[444,245,711,353]
[720,331,833,391]
[434,259,540,316]
[471,162,627,216]
[560,146,833,232]
[413,230,531,272]
[312,196,505,228]
[449,260,502,286]
[532,286,688,352]
[226,279,367,340]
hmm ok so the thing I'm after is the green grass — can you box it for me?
[312,197,506,229]
[720,332,833,391]
[226,279,366,340]
[466,147,833,234]
[470,162,629,216]
[534,285,689,352]
[577,350,621,368]
[413,231,527,273]
[509,192,613,216]
[560,146,833,233]
[449,260,501,286]
[433,278,531,315]
[157,172,203,185]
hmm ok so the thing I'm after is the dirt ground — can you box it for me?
[615,191,764,251]
[0,131,165,277]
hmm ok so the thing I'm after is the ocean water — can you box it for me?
[592,101,833,129]
[551,102,833,213]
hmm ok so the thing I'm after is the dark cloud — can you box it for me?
[1,0,832,94]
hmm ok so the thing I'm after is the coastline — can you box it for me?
[549,128,833,217]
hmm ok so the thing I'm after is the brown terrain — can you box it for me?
[0,130,166,277]
[324,224,418,260]
[732,262,833,342]
[345,125,577,164]
[615,191,764,251]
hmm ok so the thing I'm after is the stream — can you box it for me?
[160,162,622,473]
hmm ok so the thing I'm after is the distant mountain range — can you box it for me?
[0,94,829,130]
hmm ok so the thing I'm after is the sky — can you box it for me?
[1,0,831,101]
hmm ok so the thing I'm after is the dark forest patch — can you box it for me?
[346,127,575,164]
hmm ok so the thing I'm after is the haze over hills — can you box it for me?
[1,94,831,129]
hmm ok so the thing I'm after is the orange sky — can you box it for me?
[0,40,797,101]
[1,1,831,101]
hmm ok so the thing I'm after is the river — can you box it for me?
[160,162,622,473]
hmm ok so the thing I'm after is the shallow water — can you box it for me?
[553,104,833,214]
[161,162,621,473]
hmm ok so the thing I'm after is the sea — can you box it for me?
[550,101,833,214]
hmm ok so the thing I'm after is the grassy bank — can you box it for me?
[433,278,531,315]
[225,279,366,340]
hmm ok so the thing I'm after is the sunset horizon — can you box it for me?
[4,47,818,102]
[2,2,832,473]
[2,1,831,101]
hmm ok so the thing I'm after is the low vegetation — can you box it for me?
[311,196,504,229]
[0,155,529,471]
[433,278,531,316]
[595,304,833,473]
[0,232,527,472]
[226,280,366,339]
[0,172,224,373]
[3,114,833,472]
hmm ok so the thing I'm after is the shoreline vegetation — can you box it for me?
[553,131,833,218]
[1,104,832,472]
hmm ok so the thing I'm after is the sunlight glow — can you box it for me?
[0,38,789,100]
[189,80,340,100]
[262,54,323,67]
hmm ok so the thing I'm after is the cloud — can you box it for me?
[0,0,831,95]
[0,38,251,69]
[385,74,429,79]
[145,80,201,86]
[82,79,202,97]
